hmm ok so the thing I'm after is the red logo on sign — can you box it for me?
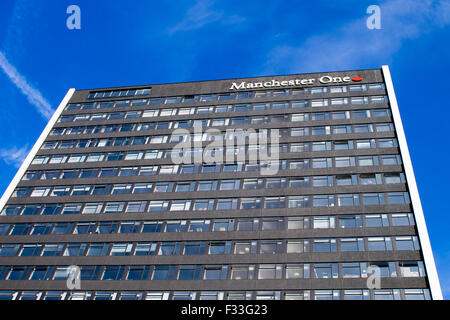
[352,77,363,82]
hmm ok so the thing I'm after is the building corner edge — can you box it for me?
[381,65,443,300]
[0,88,76,213]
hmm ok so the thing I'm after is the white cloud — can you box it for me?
[264,0,450,74]
[0,51,53,120]
[168,0,244,34]
[0,145,29,168]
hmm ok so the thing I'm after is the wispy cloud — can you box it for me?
[0,51,53,120]
[168,0,244,34]
[264,0,450,74]
[0,145,29,168]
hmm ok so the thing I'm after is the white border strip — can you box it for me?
[0,88,76,213]
[382,65,443,300]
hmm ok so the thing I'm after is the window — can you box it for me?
[313,263,338,279]
[376,123,394,132]
[134,243,157,256]
[230,265,254,280]
[102,266,125,280]
[125,151,143,161]
[381,155,401,165]
[213,219,234,232]
[183,242,205,255]
[50,155,68,164]
[261,218,282,231]
[98,168,117,178]
[170,200,191,211]
[119,222,141,234]
[289,196,310,208]
[127,266,149,280]
[96,222,117,234]
[104,202,125,213]
[177,266,201,280]
[313,239,336,252]
[286,240,306,253]
[373,109,390,117]
[234,241,255,254]
[313,195,334,207]
[388,192,410,204]
[258,264,282,280]
[260,240,282,254]
[367,237,392,251]
[41,244,64,256]
[285,264,306,279]
[209,241,230,255]
[71,185,91,196]
[313,216,335,229]
[290,177,309,188]
[378,138,397,148]
[110,243,133,256]
[311,158,332,168]
[82,182,103,193]
[199,94,216,102]
[362,193,385,205]
[85,243,109,256]
[18,244,42,257]
[360,173,381,185]
[311,99,328,107]
[139,166,158,175]
[142,222,163,233]
[404,289,430,300]
[340,238,364,252]
[143,110,159,118]
[399,261,425,277]
[392,213,414,226]
[333,125,351,134]
[188,220,209,232]
[220,179,240,191]
[395,236,419,251]
[61,203,82,215]
[291,113,308,122]
[193,199,214,211]
[111,184,132,195]
[287,217,308,230]
[204,266,227,280]
[7,267,30,280]
[240,198,262,209]
[152,266,175,280]
[235,219,254,232]
[365,214,388,227]
[148,201,169,212]
[264,197,285,209]
[217,199,237,210]
[1,244,22,256]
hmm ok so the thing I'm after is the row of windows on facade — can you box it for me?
[87,88,151,99]
[43,123,395,152]
[52,108,392,136]
[0,261,424,284]
[61,97,389,125]
[0,213,416,237]
[0,236,421,259]
[5,192,412,217]
[85,83,385,102]
[26,155,403,179]
[0,288,431,301]
[32,138,399,166]
[17,173,406,198]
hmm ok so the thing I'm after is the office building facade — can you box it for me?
[0,66,442,300]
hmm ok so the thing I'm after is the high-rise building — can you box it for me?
[0,66,442,300]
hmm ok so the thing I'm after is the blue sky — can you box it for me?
[0,0,449,297]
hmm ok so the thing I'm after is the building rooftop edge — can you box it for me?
[76,67,384,92]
